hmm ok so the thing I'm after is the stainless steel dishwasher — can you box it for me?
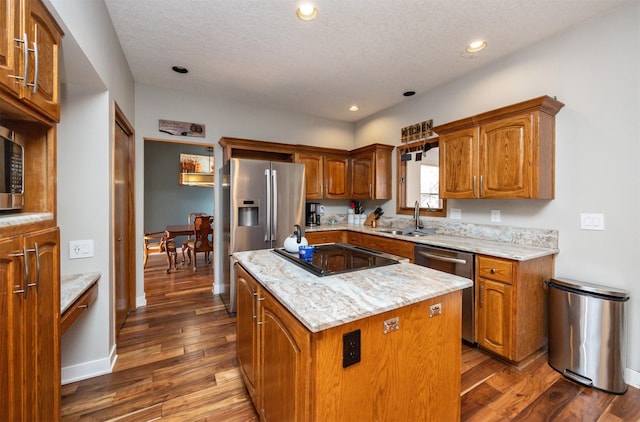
[414,245,475,344]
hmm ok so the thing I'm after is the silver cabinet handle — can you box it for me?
[472,176,477,197]
[369,184,373,198]
[417,251,467,265]
[27,36,38,93]
[479,175,484,197]
[26,243,40,292]
[9,246,29,298]
[10,33,29,86]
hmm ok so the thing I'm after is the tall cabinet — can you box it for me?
[0,0,62,420]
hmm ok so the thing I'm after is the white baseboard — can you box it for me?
[61,345,117,385]
[626,367,640,389]
[136,293,147,307]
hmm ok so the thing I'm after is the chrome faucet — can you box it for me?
[414,200,424,230]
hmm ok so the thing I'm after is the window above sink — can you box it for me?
[396,140,447,218]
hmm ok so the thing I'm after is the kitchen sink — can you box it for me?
[402,232,431,237]
[375,228,435,237]
[375,229,404,235]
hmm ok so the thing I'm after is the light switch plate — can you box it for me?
[580,213,605,230]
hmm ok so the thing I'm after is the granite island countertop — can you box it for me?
[306,223,558,261]
[61,272,101,313]
[233,249,473,333]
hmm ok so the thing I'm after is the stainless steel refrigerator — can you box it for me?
[220,158,306,314]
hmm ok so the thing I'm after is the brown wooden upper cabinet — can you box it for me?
[349,143,393,200]
[436,96,564,199]
[0,0,62,121]
[294,149,349,199]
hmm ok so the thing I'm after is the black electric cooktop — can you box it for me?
[272,243,400,277]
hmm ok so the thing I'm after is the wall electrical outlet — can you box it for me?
[580,213,605,231]
[450,208,462,220]
[69,240,95,259]
[491,210,501,222]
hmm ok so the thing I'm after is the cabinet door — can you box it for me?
[0,0,20,96]
[296,153,324,199]
[236,265,259,407]
[350,150,373,199]
[0,236,26,421]
[23,227,60,421]
[260,291,311,422]
[0,227,59,421]
[324,154,349,199]
[439,127,479,198]
[480,114,532,198]
[477,278,513,359]
[22,0,61,121]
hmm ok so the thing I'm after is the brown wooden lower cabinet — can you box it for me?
[236,263,462,421]
[0,227,60,421]
[360,233,414,261]
[475,254,552,362]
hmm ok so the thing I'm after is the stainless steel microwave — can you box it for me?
[0,125,24,210]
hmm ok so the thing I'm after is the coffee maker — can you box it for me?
[306,202,321,226]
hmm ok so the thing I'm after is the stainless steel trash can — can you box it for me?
[547,277,629,394]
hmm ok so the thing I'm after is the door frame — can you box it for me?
[112,102,136,336]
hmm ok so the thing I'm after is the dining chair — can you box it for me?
[182,212,208,263]
[143,231,166,268]
[183,215,213,271]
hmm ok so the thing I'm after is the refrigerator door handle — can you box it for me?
[265,169,271,242]
[272,169,278,241]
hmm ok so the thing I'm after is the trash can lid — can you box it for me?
[550,277,630,299]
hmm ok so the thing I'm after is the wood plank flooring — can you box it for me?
[60,252,640,421]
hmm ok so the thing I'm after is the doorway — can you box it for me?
[113,104,136,339]
[143,139,215,295]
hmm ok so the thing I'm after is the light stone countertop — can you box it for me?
[306,224,558,261]
[61,272,101,314]
[233,249,473,333]
[0,212,54,227]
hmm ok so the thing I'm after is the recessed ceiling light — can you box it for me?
[297,3,318,20]
[403,91,416,97]
[466,41,487,53]
[349,105,360,112]
[172,66,189,74]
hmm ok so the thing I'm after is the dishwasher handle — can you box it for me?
[417,251,468,265]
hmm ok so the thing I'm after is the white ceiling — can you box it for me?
[104,0,628,123]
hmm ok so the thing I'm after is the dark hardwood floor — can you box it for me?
[60,252,640,421]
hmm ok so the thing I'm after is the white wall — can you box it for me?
[47,0,136,382]
[355,2,640,382]
[134,83,354,305]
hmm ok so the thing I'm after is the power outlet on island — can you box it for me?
[69,240,95,259]
[342,329,361,368]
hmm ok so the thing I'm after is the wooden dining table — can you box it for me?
[164,225,193,273]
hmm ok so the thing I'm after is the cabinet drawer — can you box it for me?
[361,234,414,261]
[345,232,362,245]
[306,231,344,244]
[477,256,513,284]
[61,281,99,335]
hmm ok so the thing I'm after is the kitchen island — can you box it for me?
[234,248,472,421]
